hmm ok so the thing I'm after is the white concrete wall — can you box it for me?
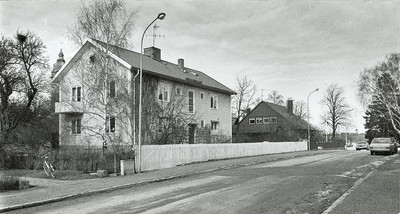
[140,141,307,171]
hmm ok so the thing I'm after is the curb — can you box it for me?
[0,150,327,213]
[0,165,230,213]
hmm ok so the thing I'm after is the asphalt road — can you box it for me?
[13,150,398,214]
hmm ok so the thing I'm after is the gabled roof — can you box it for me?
[53,39,235,95]
[238,101,309,130]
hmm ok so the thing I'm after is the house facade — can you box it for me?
[233,100,309,142]
[51,39,235,148]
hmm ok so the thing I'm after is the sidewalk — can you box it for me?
[0,150,332,212]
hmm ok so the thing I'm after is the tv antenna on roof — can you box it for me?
[146,23,165,47]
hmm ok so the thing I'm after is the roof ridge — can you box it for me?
[90,38,235,95]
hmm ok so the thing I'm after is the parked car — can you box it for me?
[369,137,398,155]
[356,141,369,150]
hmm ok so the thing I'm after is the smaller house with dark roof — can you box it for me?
[51,39,235,148]
[233,100,309,143]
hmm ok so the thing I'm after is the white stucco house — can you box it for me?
[51,39,235,148]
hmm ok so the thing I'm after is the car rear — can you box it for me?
[356,142,369,150]
[369,138,395,155]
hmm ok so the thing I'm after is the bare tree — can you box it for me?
[64,0,138,151]
[320,84,353,139]
[357,53,400,135]
[267,90,284,105]
[68,0,138,48]
[0,31,49,150]
[231,75,256,132]
[294,100,308,121]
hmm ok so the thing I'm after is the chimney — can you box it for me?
[287,100,293,114]
[144,47,161,61]
[178,58,184,69]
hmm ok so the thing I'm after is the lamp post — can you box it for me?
[307,88,319,150]
[137,13,166,173]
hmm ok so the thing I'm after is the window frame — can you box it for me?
[71,118,82,135]
[158,82,170,102]
[175,86,183,95]
[72,86,82,102]
[249,118,255,124]
[109,80,116,98]
[211,121,219,130]
[200,91,205,100]
[263,117,270,124]
[256,117,263,124]
[200,120,205,128]
[106,115,116,133]
[188,89,195,114]
[210,94,218,109]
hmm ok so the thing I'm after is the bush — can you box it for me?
[56,145,135,173]
[0,175,20,191]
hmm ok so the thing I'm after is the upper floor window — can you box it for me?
[175,86,182,95]
[72,86,81,102]
[271,117,277,123]
[158,83,170,102]
[188,90,195,113]
[249,118,255,124]
[263,117,270,124]
[211,94,218,109]
[256,117,263,124]
[71,118,81,134]
[200,92,205,100]
[89,55,96,63]
[109,80,116,98]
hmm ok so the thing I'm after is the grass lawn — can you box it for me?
[0,169,95,180]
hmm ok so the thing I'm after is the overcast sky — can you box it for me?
[1,0,399,134]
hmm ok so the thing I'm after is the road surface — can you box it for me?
[12,150,398,214]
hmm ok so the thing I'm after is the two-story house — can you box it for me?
[51,39,235,148]
[233,100,309,142]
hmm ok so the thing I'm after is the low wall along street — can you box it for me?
[138,141,307,171]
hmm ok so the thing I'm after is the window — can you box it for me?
[256,117,263,124]
[200,92,205,100]
[211,121,219,130]
[188,90,195,113]
[263,117,270,124]
[89,55,96,63]
[158,83,170,102]
[249,118,255,124]
[271,117,277,123]
[210,94,218,109]
[72,86,81,101]
[109,81,116,98]
[106,116,116,133]
[200,120,205,128]
[175,86,182,95]
[71,118,81,134]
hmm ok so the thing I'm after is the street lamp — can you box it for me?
[307,88,319,150]
[137,13,166,173]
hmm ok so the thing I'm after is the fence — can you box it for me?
[138,141,307,171]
